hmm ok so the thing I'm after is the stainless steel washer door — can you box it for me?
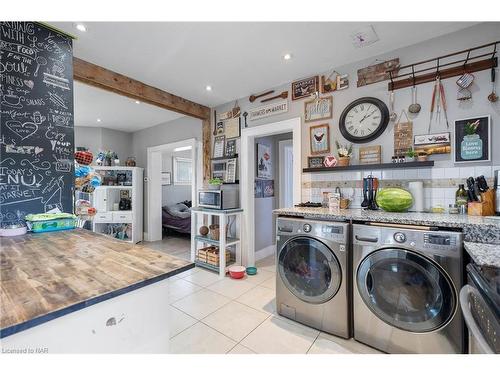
[357,248,456,333]
[278,236,341,304]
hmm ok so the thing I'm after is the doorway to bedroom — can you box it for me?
[146,138,201,259]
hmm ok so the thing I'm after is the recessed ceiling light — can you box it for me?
[135,100,140,104]
[205,85,212,92]
[96,118,101,123]
[283,53,292,61]
[75,23,87,32]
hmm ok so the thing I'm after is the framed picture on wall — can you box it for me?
[161,172,171,186]
[304,96,333,123]
[454,115,491,163]
[262,180,274,198]
[309,123,330,155]
[256,143,272,179]
[292,76,319,100]
[225,139,237,157]
[224,117,241,139]
[213,135,225,158]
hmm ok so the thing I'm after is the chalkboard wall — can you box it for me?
[0,22,74,224]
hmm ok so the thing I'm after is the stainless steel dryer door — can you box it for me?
[278,236,342,304]
[357,248,456,333]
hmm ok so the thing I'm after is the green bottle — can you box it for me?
[455,184,468,214]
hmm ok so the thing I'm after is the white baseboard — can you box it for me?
[255,244,276,261]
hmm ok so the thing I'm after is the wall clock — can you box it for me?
[339,97,389,143]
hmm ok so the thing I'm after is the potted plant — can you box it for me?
[406,148,417,162]
[335,141,353,167]
[417,151,428,162]
[208,177,223,190]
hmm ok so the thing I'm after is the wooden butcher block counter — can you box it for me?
[0,229,194,339]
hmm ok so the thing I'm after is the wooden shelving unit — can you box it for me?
[303,161,434,173]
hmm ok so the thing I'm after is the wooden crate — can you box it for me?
[197,246,232,267]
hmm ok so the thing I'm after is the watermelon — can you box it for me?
[376,188,413,212]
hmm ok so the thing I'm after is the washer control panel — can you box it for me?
[394,232,406,243]
[303,223,312,233]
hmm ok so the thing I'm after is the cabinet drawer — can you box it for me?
[94,212,113,223]
[112,211,132,223]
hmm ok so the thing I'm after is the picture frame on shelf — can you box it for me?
[308,156,325,168]
[213,135,225,158]
[225,159,237,183]
[414,132,451,155]
[292,76,319,100]
[309,123,330,155]
[304,96,333,123]
[454,115,491,163]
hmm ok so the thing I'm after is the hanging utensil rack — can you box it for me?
[387,41,499,91]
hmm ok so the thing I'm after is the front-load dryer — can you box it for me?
[276,217,351,338]
[352,223,464,353]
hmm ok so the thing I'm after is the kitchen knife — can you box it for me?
[476,175,489,192]
[466,177,479,201]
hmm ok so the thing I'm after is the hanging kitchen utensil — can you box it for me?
[408,67,421,114]
[438,79,450,128]
[456,72,475,89]
[249,90,274,103]
[261,91,288,103]
[457,87,472,101]
[428,75,439,133]
[488,67,498,102]
[388,72,397,122]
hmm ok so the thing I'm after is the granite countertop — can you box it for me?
[464,242,500,268]
[273,207,500,244]
[0,229,194,338]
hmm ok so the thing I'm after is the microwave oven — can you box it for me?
[198,186,239,210]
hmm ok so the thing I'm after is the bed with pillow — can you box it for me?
[162,201,192,234]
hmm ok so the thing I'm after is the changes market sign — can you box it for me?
[248,100,288,121]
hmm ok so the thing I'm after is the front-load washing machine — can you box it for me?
[352,223,464,353]
[276,217,351,338]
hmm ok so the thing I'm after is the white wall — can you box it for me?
[161,149,192,207]
[74,126,133,166]
[214,23,500,209]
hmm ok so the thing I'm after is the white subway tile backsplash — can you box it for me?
[444,188,457,199]
[382,170,393,179]
[404,169,418,179]
[393,169,405,179]
[459,167,475,178]
[474,166,492,178]
[431,168,445,179]
[431,188,445,199]
[417,168,431,179]
[352,171,362,180]
[444,168,460,178]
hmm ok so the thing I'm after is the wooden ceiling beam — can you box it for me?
[73,57,211,120]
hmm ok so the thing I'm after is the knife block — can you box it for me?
[468,189,495,216]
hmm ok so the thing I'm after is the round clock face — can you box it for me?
[339,97,389,143]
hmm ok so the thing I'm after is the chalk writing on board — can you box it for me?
[0,22,74,224]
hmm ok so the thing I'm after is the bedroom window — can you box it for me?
[173,157,192,185]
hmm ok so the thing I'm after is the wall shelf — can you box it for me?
[211,154,238,161]
[303,161,434,173]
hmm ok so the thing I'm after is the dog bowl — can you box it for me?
[246,266,257,276]
[228,265,246,279]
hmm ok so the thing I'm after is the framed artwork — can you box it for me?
[256,143,272,179]
[254,180,263,198]
[304,96,333,123]
[224,117,241,139]
[225,158,237,183]
[262,180,274,198]
[213,135,225,158]
[308,156,325,168]
[454,115,491,163]
[309,123,330,155]
[215,121,225,135]
[292,76,319,100]
[359,145,382,164]
[161,172,171,186]
[414,132,451,155]
[225,139,237,157]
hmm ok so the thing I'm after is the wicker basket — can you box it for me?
[208,224,229,241]
[197,246,232,267]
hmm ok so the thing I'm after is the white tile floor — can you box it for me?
[168,255,383,354]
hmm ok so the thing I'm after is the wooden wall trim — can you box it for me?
[202,118,212,184]
[73,57,210,120]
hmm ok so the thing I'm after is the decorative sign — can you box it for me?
[304,96,333,123]
[357,58,400,87]
[308,156,325,169]
[218,105,240,121]
[254,180,274,198]
[248,100,288,121]
[256,143,272,179]
[309,124,330,155]
[321,73,349,93]
[414,132,451,155]
[213,135,225,158]
[323,155,337,168]
[394,121,413,157]
[0,22,75,224]
[224,117,240,139]
[454,116,491,163]
[215,121,224,135]
[224,159,237,183]
[292,76,319,100]
[225,139,237,157]
[359,145,382,164]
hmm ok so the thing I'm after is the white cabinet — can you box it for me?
[91,167,143,243]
